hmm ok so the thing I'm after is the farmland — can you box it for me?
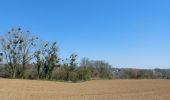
[0,79,170,100]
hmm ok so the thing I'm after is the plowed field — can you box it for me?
[0,79,170,100]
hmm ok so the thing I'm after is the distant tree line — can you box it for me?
[112,68,170,79]
[0,27,169,82]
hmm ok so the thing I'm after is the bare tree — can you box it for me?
[18,29,38,78]
[0,27,38,78]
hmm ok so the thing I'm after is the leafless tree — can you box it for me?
[0,27,38,78]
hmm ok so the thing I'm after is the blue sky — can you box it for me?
[0,0,170,68]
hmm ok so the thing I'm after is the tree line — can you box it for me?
[0,27,113,82]
[0,27,169,82]
[112,68,170,79]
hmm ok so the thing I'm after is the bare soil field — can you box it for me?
[0,79,170,100]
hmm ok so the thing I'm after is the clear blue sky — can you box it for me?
[0,0,170,68]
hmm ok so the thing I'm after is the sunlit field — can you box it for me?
[0,79,170,100]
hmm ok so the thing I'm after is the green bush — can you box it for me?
[69,71,78,82]
[78,67,91,80]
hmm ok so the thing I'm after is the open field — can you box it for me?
[0,79,170,100]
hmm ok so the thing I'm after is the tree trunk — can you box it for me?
[12,65,16,78]
[12,71,16,78]
[22,62,26,78]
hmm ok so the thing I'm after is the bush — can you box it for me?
[78,67,91,80]
[69,71,78,82]
[52,68,67,80]
[80,59,113,79]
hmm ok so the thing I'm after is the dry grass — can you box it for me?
[0,79,170,100]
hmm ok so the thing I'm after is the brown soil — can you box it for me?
[0,79,170,100]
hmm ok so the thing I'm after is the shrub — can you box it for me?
[52,68,67,80]
[69,71,78,82]
[78,67,91,80]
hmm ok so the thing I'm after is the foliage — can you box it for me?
[42,42,60,79]
[51,67,67,80]
[0,27,170,82]
[80,58,113,79]
[69,71,78,82]
[78,67,91,80]
[61,54,78,81]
